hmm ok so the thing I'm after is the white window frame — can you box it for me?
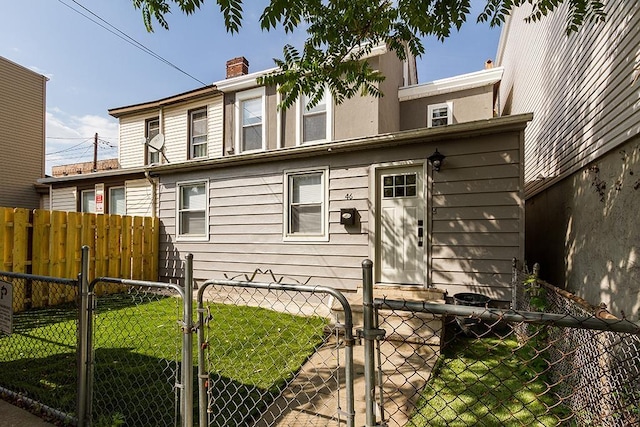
[283,167,329,242]
[235,87,266,154]
[189,107,208,159]
[427,102,453,128]
[176,179,209,242]
[146,117,160,164]
[109,186,126,215]
[295,89,333,145]
[81,189,96,213]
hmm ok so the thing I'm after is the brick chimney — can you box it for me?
[226,57,249,78]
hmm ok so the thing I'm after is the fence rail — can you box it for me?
[0,207,158,311]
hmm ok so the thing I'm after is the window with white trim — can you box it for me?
[189,108,208,159]
[81,190,96,213]
[109,187,125,215]
[297,90,332,144]
[235,88,265,153]
[427,102,453,128]
[146,117,160,164]
[284,168,328,241]
[177,181,208,239]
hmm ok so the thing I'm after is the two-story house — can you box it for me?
[497,1,640,319]
[43,46,529,303]
[0,56,47,209]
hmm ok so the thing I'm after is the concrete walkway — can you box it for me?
[255,336,440,427]
[0,400,56,427]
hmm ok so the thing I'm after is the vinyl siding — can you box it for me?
[51,187,77,212]
[118,113,147,168]
[158,162,371,290]
[118,95,223,168]
[0,57,46,209]
[156,123,525,297]
[429,133,524,300]
[125,179,155,217]
[497,1,640,197]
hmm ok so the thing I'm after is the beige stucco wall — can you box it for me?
[399,85,494,131]
[525,135,640,320]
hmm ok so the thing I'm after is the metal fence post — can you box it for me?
[182,254,194,427]
[77,245,90,426]
[362,259,377,427]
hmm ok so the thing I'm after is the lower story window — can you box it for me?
[109,187,125,215]
[285,168,328,241]
[178,181,208,239]
[81,190,96,213]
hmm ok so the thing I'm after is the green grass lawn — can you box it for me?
[0,292,328,426]
[407,327,571,427]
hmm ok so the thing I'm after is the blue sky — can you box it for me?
[0,1,501,174]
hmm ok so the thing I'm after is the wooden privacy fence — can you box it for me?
[0,207,159,311]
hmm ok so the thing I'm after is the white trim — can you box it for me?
[427,102,453,128]
[283,166,330,243]
[189,107,208,159]
[398,67,504,102]
[234,87,266,154]
[369,160,427,286]
[295,89,334,146]
[215,67,278,92]
[276,88,283,149]
[176,179,209,242]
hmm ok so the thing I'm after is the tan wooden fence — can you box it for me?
[0,207,159,310]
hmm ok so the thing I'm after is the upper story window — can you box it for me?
[427,102,453,128]
[109,187,125,215]
[177,180,208,240]
[284,167,329,242]
[235,87,265,153]
[297,89,333,145]
[189,108,208,159]
[145,117,160,164]
[81,190,96,213]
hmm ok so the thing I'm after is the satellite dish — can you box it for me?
[148,133,165,152]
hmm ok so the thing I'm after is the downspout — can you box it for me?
[145,169,157,218]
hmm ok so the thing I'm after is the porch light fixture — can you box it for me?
[428,149,446,172]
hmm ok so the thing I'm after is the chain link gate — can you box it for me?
[78,248,195,427]
[196,275,355,427]
[359,261,640,427]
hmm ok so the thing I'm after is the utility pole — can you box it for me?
[93,132,98,172]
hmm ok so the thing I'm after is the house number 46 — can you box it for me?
[345,193,353,200]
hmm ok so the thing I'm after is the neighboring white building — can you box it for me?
[497,1,640,319]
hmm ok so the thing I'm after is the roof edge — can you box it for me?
[108,85,220,118]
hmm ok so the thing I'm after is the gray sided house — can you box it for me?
[0,56,47,209]
[497,1,640,319]
[49,47,527,302]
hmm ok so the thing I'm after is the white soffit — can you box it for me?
[398,67,504,102]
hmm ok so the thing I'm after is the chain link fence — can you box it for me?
[365,264,640,427]
[0,272,79,424]
[197,277,355,427]
[513,267,640,427]
[88,279,186,427]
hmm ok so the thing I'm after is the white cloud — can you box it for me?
[46,109,119,175]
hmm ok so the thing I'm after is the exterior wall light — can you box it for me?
[428,149,446,172]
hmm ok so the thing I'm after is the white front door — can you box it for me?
[376,166,425,285]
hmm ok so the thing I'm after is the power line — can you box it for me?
[46,137,93,155]
[57,0,207,86]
